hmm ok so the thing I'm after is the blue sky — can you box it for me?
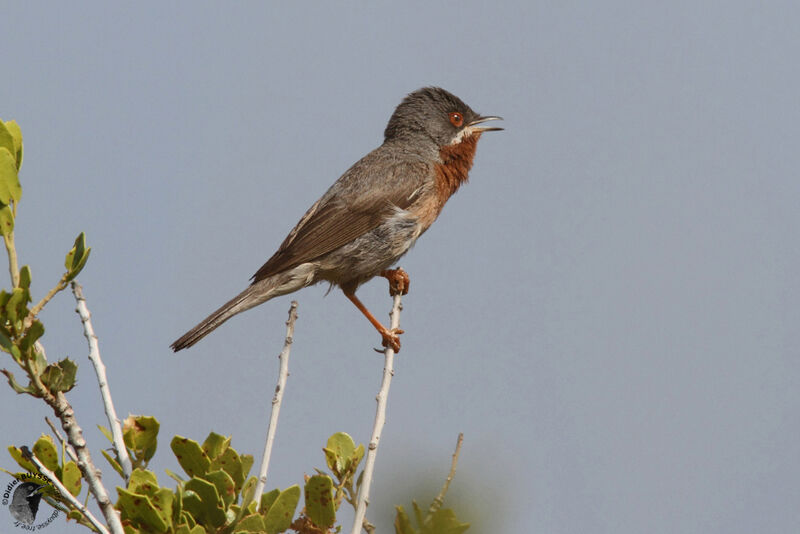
[3,2,799,533]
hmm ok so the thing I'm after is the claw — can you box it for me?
[380,327,404,353]
[381,268,410,296]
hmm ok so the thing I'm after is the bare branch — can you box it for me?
[429,432,464,515]
[71,282,132,481]
[48,390,124,533]
[255,301,299,506]
[350,293,402,534]
[21,446,109,534]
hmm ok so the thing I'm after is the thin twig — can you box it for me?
[429,432,464,515]
[350,293,402,534]
[71,282,132,482]
[27,273,69,322]
[255,301,299,506]
[21,446,110,534]
[45,416,78,463]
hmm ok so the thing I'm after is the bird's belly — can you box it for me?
[316,213,421,287]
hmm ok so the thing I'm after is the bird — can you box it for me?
[171,87,502,353]
[10,482,45,525]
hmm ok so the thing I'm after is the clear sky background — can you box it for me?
[3,2,799,533]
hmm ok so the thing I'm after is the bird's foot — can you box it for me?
[381,267,410,296]
[379,327,404,353]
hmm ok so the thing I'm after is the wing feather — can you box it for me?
[251,157,428,283]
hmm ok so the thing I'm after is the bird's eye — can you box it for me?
[449,112,464,127]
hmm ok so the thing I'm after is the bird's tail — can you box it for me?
[171,283,275,351]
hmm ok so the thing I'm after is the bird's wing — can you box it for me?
[251,158,428,283]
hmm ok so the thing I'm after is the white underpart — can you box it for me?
[450,125,476,145]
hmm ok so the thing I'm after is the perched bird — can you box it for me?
[171,87,502,352]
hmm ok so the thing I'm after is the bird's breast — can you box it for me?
[410,132,482,230]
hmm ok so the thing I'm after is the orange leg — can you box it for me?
[380,267,410,296]
[344,290,404,352]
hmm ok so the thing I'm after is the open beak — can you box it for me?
[469,115,504,132]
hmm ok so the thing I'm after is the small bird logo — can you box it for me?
[9,482,46,525]
[172,87,502,352]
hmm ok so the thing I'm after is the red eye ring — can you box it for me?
[449,112,464,127]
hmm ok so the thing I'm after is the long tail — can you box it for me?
[171,284,274,351]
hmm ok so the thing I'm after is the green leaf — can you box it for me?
[117,488,169,533]
[165,468,185,485]
[149,488,175,530]
[324,432,356,475]
[1,369,35,395]
[67,510,86,523]
[19,265,31,290]
[101,448,124,478]
[123,415,160,464]
[235,513,266,533]
[238,477,257,519]
[5,287,28,325]
[210,445,247,492]
[3,120,22,169]
[64,232,91,282]
[64,233,85,271]
[394,505,416,534]
[171,436,210,478]
[412,501,424,528]
[0,328,23,363]
[263,485,300,534]
[184,477,226,527]
[0,205,13,237]
[240,454,254,480]
[201,432,229,459]
[423,508,470,534]
[8,445,37,472]
[304,474,335,529]
[259,488,280,514]
[128,468,159,495]
[203,469,236,508]
[33,434,59,471]
[179,507,196,529]
[40,358,77,393]
[62,461,82,496]
[353,443,365,465]
[98,425,113,443]
[19,320,44,352]
[0,122,14,159]
[0,147,21,204]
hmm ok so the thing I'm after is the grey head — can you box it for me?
[383,87,502,147]
[10,482,45,525]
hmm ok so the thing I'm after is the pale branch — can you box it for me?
[21,446,109,534]
[429,432,464,516]
[350,293,403,534]
[51,390,124,533]
[71,282,132,481]
[255,301,299,507]
[45,416,78,463]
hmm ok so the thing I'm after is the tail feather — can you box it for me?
[171,285,269,351]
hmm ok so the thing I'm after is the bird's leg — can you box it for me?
[344,290,403,352]
[380,267,410,296]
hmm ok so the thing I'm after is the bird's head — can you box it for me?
[384,87,502,148]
